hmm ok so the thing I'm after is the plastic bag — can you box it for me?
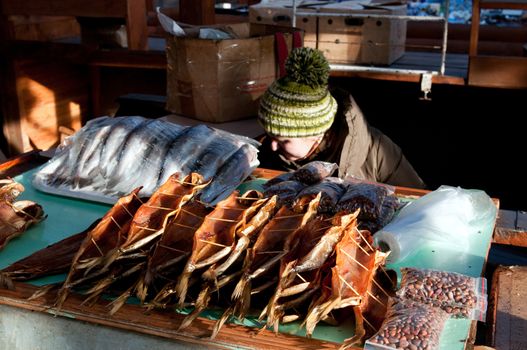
[373,185,497,263]
[290,161,338,185]
[264,180,307,206]
[336,182,389,221]
[364,298,449,350]
[295,177,346,213]
[397,268,488,321]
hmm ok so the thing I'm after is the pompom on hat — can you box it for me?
[258,47,337,138]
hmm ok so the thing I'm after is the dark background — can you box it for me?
[332,77,527,211]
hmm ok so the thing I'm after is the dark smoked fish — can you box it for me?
[54,188,143,308]
[0,221,99,289]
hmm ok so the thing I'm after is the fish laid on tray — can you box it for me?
[33,116,260,205]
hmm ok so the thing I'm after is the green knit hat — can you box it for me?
[258,47,337,138]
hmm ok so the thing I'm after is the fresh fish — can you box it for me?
[191,134,241,181]
[199,144,259,205]
[157,124,215,186]
[99,116,145,181]
[109,119,184,196]
[72,117,119,189]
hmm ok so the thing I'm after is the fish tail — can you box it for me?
[81,277,113,306]
[108,286,134,315]
[211,306,234,339]
[152,282,175,306]
[175,271,191,307]
[135,275,148,303]
[232,277,251,319]
[28,283,59,301]
[54,286,71,309]
[304,298,339,337]
[0,273,14,290]
[179,285,211,331]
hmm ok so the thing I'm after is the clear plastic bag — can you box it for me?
[263,180,307,206]
[373,185,497,263]
[397,268,488,321]
[290,161,338,185]
[295,177,346,213]
[364,298,449,350]
[336,182,389,221]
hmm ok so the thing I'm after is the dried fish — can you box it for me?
[291,161,338,185]
[263,211,359,331]
[228,194,320,321]
[304,228,387,337]
[55,188,143,308]
[337,183,388,221]
[0,221,98,289]
[0,200,46,251]
[296,177,347,214]
[175,191,257,307]
[141,200,212,304]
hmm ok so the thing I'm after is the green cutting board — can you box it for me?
[0,172,494,348]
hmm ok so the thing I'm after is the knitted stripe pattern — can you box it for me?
[258,79,337,137]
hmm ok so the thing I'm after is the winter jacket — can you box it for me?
[258,89,426,189]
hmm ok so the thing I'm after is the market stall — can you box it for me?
[0,140,498,350]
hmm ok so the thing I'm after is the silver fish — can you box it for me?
[99,116,145,180]
[199,143,259,205]
[191,134,241,181]
[110,119,184,196]
[157,124,216,186]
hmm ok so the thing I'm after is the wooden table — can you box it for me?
[0,151,510,350]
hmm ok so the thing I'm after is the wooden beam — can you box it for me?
[125,0,148,50]
[179,0,215,25]
[1,0,129,18]
[469,0,481,56]
[468,56,527,88]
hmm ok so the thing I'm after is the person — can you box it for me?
[257,47,426,189]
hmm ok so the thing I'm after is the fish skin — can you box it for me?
[34,117,113,186]
[191,134,241,181]
[199,143,259,205]
[157,124,216,186]
[99,116,145,181]
[108,119,184,196]
[72,117,119,189]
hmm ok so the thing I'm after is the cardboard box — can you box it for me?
[318,0,407,65]
[166,23,301,123]
[249,0,325,49]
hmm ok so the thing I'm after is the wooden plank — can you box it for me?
[468,56,527,88]
[488,266,527,350]
[480,0,527,9]
[0,281,352,350]
[179,0,215,25]
[470,0,481,56]
[125,0,148,50]
[494,210,527,247]
[1,0,129,18]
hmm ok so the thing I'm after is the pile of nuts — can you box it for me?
[365,299,448,350]
[397,268,481,318]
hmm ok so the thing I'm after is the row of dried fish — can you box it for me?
[1,171,396,348]
[0,179,45,252]
[263,162,400,233]
[33,116,260,205]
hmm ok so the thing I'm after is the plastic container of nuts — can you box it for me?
[365,298,449,350]
[397,268,488,321]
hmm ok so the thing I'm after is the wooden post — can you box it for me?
[179,0,215,25]
[469,0,481,56]
[125,0,148,50]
